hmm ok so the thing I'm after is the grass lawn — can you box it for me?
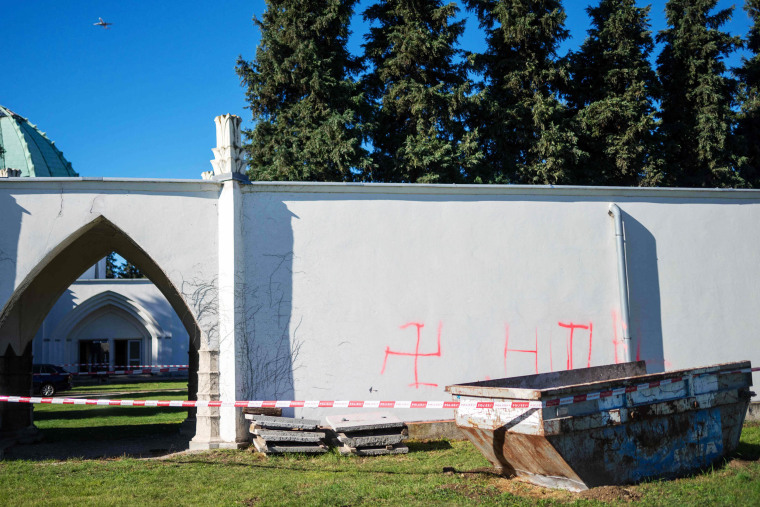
[2,381,760,505]
[70,380,188,393]
[31,380,189,442]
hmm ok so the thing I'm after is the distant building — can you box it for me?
[0,105,77,177]
[0,105,189,370]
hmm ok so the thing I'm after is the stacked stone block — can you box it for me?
[247,414,328,454]
[326,412,409,456]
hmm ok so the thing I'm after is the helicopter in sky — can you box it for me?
[93,17,113,29]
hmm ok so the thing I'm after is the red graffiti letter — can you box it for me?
[558,322,593,370]
[503,325,538,375]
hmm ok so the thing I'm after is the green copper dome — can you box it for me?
[0,105,78,177]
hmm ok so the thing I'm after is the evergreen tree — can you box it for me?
[105,252,118,279]
[105,252,144,279]
[735,0,760,188]
[465,0,580,184]
[118,260,144,279]
[236,0,368,181]
[567,0,659,186]
[655,0,742,187]
[361,0,479,183]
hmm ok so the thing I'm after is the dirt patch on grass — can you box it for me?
[491,477,576,503]
[483,475,643,503]
[440,483,499,500]
[578,485,642,503]
[727,459,753,471]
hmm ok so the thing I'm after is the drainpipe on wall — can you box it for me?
[608,203,634,363]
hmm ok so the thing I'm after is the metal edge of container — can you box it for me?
[445,361,754,491]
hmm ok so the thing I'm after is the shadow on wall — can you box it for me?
[623,211,665,373]
[239,198,298,414]
[32,288,76,364]
[0,193,29,434]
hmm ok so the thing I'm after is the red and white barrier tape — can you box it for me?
[0,396,470,409]
[55,364,189,369]
[37,367,188,376]
[542,366,759,407]
[8,367,757,410]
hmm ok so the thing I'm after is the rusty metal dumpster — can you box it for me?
[445,361,753,491]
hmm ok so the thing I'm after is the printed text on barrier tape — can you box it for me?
[36,367,188,376]
[0,396,537,409]
[10,366,758,409]
[54,364,189,368]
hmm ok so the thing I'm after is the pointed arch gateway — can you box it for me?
[0,215,202,439]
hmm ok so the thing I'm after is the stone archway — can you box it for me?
[0,215,203,443]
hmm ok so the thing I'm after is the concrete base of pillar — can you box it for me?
[188,347,222,450]
[188,439,223,451]
[218,441,250,450]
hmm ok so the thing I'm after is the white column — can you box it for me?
[217,178,248,447]
[201,113,249,448]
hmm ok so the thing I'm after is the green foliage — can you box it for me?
[735,0,760,188]
[105,252,144,279]
[466,0,580,185]
[567,0,659,186]
[236,0,369,181]
[361,0,480,183]
[105,252,118,279]
[118,261,144,279]
[235,0,756,188]
[656,0,743,187]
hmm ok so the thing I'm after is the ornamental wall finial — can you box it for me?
[202,114,246,180]
[0,168,21,178]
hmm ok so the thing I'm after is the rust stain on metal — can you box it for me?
[446,361,753,491]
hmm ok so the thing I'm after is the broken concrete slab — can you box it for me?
[335,428,408,447]
[252,428,325,443]
[247,415,328,454]
[246,415,320,430]
[253,436,327,454]
[326,412,405,433]
[326,412,409,456]
[332,439,409,456]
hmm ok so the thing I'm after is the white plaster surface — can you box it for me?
[0,179,219,355]
[2,179,760,435]
[240,184,760,421]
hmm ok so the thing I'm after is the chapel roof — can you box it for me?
[0,105,78,177]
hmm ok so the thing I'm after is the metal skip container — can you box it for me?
[445,361,753,491]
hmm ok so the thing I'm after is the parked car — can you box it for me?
[32,364,73,396]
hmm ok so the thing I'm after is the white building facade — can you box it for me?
[0,114,758,450]
[32,275,190,371]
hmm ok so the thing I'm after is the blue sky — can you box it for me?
[4,1,753,180]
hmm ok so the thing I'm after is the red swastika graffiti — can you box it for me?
[381,322,442,388]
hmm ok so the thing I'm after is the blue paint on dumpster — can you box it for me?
[446,361,753,491]
[592,408,723,483]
